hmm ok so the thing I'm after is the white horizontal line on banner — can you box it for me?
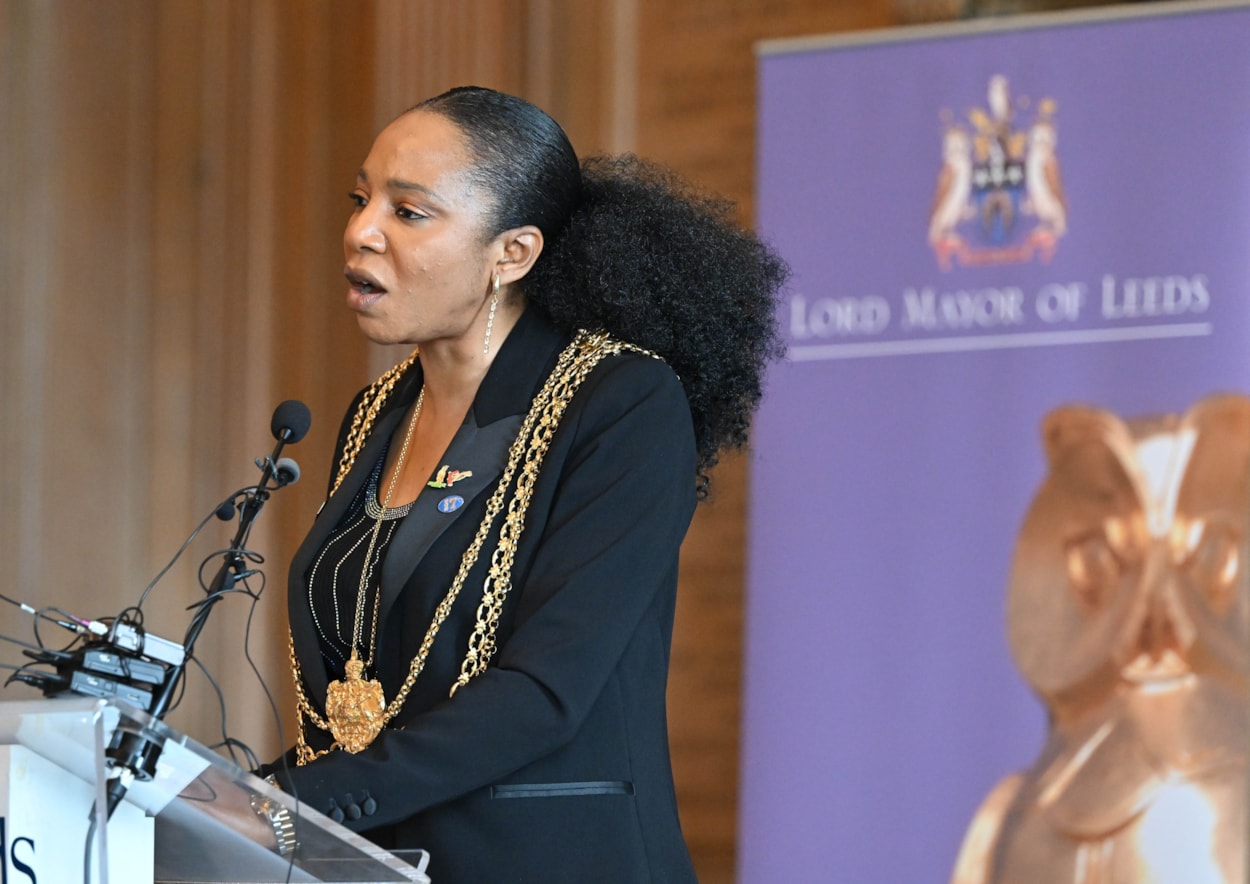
[788,322,1214,361]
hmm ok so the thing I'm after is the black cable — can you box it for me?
[0,659,45,672]
[192,654,236,764]
[0,630,72,656]
[144,543,260,719]
[134,488,253,611]
[194,548,265,594]
[207,737,260,773]
[35,605,87,649]
[178,774,219,803]
[191,654,261,770]
[0,594,60,646]
[0,593,93,649]
[163,655,190,715]
[1,625,82,689]
[240,572,297,883]
[84,808,98,884]
[113,606,145,628]
[28,614,42,653]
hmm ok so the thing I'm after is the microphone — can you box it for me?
[271,399,311,444]
[104,400,311,818]
[274,457,301,488]
[253,400,312,495]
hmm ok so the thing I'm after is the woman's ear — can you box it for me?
[494,225,544,285]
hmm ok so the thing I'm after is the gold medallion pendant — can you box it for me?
[325,651,387,753]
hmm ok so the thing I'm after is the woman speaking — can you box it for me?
[263,85,786,883]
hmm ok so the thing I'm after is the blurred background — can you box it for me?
[0,0,1169,880]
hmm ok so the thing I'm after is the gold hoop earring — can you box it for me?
[483,273,500,355]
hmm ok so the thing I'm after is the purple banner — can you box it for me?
[744,3,1250,881]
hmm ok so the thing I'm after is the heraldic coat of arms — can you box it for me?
[929,75,1067,270]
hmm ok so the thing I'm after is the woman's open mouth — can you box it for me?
[345,267,388,309]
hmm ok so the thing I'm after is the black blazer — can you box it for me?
[273,307,699,883]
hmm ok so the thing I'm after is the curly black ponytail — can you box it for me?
[527,155,787,493]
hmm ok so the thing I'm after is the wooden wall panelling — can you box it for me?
[136,0,284,750]
[183,0,284,754]
[0,1,163,715]
[522,0,624,157]
[146,0,218,741]
[1,1,59,626]
[370,0,531,142]
[632,2,897,881]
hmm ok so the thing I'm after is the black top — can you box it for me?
[305,448,407,681]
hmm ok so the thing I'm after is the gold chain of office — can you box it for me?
[289,330,656,764]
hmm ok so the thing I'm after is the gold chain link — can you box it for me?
[452,333,648,690]
[330,349,420,499]
[290,331,654,764]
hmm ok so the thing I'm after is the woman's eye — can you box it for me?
[395,206,427,221]
[347,192,367,208]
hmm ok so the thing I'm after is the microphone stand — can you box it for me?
[103,429,299,817]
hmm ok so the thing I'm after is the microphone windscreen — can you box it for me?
[271,400,312,443]
[275,457,302,487]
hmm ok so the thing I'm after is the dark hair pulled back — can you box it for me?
[415,86,788,497]
[415,86,581,245]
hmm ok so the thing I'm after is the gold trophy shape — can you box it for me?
[953,395,1250,884]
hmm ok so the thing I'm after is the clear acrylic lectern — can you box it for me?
[0,696,431,883]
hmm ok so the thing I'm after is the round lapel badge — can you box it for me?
[438,495,465,513]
